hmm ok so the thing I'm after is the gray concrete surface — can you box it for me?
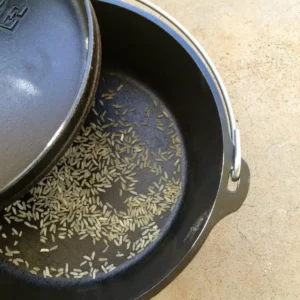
[146,0,300,299]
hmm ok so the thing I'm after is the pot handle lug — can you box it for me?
[213,159,250,223]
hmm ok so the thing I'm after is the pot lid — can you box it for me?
[0,0,101,205]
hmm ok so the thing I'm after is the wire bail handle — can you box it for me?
[134,0,242,181]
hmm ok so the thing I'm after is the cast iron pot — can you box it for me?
[0,0,250,299]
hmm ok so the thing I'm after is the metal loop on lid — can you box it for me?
[135,0,242,181]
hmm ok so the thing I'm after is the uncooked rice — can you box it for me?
[0,78,183,280]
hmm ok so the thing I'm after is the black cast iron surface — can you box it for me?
[0,69,187,284]
[0,0,249,299]
[0,0,101,206]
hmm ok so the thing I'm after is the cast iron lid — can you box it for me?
[0,0,101,205]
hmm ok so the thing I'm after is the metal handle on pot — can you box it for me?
[135,0,241,182]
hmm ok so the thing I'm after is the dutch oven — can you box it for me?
[0,0,250,299]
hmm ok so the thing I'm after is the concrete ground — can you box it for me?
[144,0,300,299]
